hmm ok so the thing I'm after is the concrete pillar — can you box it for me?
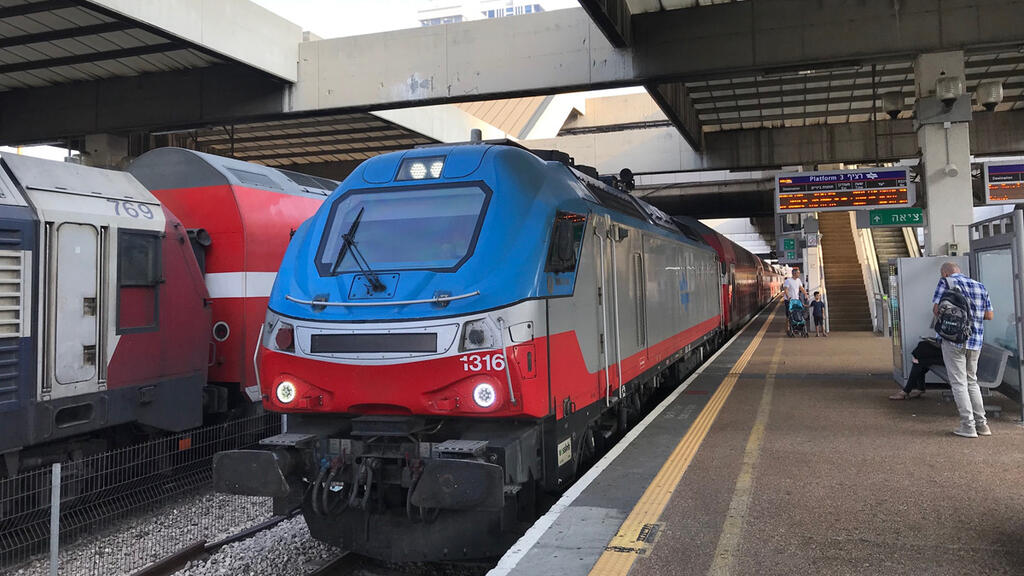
[914,51,973,256]
[80,134,129,169]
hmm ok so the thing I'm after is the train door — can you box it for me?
[594,214,621,403]
[632,250,647,369]
[49,222,103,398]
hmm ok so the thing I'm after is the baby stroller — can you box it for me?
[787,298,809,338]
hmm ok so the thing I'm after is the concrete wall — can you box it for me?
[527,110,1024,174]
[86,0,302,81]
[562,93,667,130]
[291,9,630,112]
[526,126,701,172]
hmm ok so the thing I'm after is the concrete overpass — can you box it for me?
[3,0,1024,250]
[4,1,1024,166]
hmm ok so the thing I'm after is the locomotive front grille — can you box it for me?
[0,249,25,338]
[0,338,19,408]
[309,332,438,354]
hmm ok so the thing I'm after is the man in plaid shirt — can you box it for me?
[932,262,994,438]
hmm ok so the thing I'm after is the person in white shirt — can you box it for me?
[782,268,808,331]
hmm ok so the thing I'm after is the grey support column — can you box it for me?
[80,134,129,169]
[914,51,974,256]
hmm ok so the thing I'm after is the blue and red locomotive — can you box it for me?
[215,142,776,561]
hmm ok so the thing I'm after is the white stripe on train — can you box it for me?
[205,272,277,299]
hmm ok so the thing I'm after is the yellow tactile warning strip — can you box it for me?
[588,304,780,576]
[707,339,783,576]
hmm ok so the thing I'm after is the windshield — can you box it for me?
[316,185,489,275]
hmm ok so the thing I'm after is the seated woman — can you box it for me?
[890,338,943,400]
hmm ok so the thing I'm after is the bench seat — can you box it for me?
[928,342,1011,389]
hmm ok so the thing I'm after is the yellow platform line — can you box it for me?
[707,339,783,576]
[588,305,779,576]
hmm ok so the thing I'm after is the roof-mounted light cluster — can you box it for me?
[397,156,445,181]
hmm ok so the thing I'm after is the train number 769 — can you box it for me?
[107,199,155,219]
[459,353,506,372]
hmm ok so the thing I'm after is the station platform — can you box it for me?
[490,303,1024,576]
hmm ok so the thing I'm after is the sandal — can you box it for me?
[888,391,909,400]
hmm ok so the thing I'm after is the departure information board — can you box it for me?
[775,168,912,213]
[984,162,1024,204]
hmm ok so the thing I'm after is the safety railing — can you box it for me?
[902,226,923,257]
[850,213,885,332]
[1,412,280,576]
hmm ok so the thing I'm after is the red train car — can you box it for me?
[128,149,335,412]
[0,154,210,474]
[674,216,769,333]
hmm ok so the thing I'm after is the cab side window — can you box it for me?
[545,212,587,273]
[117,230,161,333]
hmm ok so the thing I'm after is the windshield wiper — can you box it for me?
[330,207,386,292]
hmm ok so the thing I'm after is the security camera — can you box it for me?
[881,92,902,119]
[935,75,964,107]
[976,80,1004,111]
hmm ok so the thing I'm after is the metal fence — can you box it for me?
[1,412,280,576]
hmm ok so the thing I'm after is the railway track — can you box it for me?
[129,509,371,576]
[306,552,367,576]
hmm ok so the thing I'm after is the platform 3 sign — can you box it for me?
[984,161,1024,205]
[775,167,913,213]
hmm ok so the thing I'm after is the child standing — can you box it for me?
[810,291,827,337]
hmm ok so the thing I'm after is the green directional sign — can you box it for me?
[783,238,796,250]
[868,207,924,227]
[785,250,796,259]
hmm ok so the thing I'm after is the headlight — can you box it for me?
[460,318,498,351]
[397,156,445,180]
[472,382,497,408]
[275,380,297,404]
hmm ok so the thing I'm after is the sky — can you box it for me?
[250,0,580,39]
[0,145,71,161]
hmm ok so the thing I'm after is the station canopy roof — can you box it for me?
[689,50,1024,132]
[0,0,226,91]
[187,113,437,168]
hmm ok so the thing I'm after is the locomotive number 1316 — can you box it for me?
[459,353,505,372]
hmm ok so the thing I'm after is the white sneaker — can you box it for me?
[976,423,992,436]
[953,424,978,438]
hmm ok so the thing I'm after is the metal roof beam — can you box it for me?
[0,42,178,75]
[203,130,415,155]
[0,21,135,49]
[697,83,1024,116]
[197,124,402,147]
[578,0,632,47]
[218,116,386,137]
[688,76,909,97]
[690,73,1024,105]
[684,55,1024,95]
[704,110,878,124]
[687,68,912,95]
[0,0,76,19]
[699,94,913,115]
[234,142,431,162]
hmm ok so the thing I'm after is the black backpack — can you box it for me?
[936,278,972,344]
